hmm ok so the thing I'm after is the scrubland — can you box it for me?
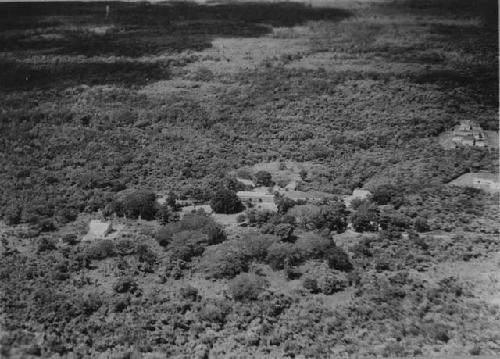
[0,0,499,357]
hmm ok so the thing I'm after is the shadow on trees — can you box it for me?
[0,1,352,89]
[0,1,353,56]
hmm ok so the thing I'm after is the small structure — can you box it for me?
[82,219,113,242]
[451,120,487,148]
[236,177,255,189]
[237,190,275,204]
[448,172,500,193]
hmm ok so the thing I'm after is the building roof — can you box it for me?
[448,172,500,190]
[237,191,274,198]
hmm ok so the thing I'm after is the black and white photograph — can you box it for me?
[0,0,499,357]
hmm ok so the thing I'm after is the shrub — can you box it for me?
[273,223,294,241]
[84,239,116,260]
[246,209,274,226]
[371,184,404,207]
[136,244,157,272]
[236,214,246,223]
[198,241,249,279]
[325,246,353,272]
[312,202,349,233]
[265,242,302,270]
[210,187,243,214]
[198,300,231,323]
[78,292,103,315]
[205,222,227,245]
[351,211,377,232]
[317,272,348,294]
[56,207,78,223]
[119,190,157,220]
[295,233,333,260]
[113,276,138,294]
[38,218,57,232]
[62,234,79,245]
[169,230,207,262]
[115,238,136,255]
[303,277,319,293]
[179,285,199,301]
[274,194,296,214]
[414,216,430,232]
[155,204,178,225]
[155,227,173,247]
[4,204,22,225]
[240,233,278,261]
[37,236,57,252]
[228,273,268,301]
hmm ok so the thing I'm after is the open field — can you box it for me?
[0,0,499,358]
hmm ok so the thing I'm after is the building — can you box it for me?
[237,191,275,204]
[451,120,488,148]
[82,219,113,242]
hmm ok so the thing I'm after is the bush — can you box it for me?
[84,239,116,260]
[210,187,243,214]
[240,233,278,261]
[179,285,199,301]
[115,238,136,255]
[37,236,57,252]
[62,234,79,245]
[317,272,348,294]
[136,244,157,272]
[56,207,78,223]
[325,246,353,272]
[246,209,274,226]
[198,241,249,279]
[295,233,333,260]
[198,300,231,323]
[236,214,246,223]
[38,218,57,232]
[4,204,22,225]
[351,209,378,232]
[265,242,302,270]
[113,276,138,294]
[414,216,430,232]
[169,230,207,262]
[155,204,178,225]
[273,223,294,241]
[303,277,319,293]
[228,273,268,301]
[371,184,404,207]
[274,194,296,214]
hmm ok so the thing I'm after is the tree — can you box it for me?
[325,246,353,271]
[254,170,273,187]
[414,216,430,232]
[228,273,268,301]
[315,202,349,233]
[351,202,379,232]
[274,193,296,215]
[120,190,157,220]
[273,223,294,241]
[210,187,243,214]
[371,184,405,207]
[155,203,179,225]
